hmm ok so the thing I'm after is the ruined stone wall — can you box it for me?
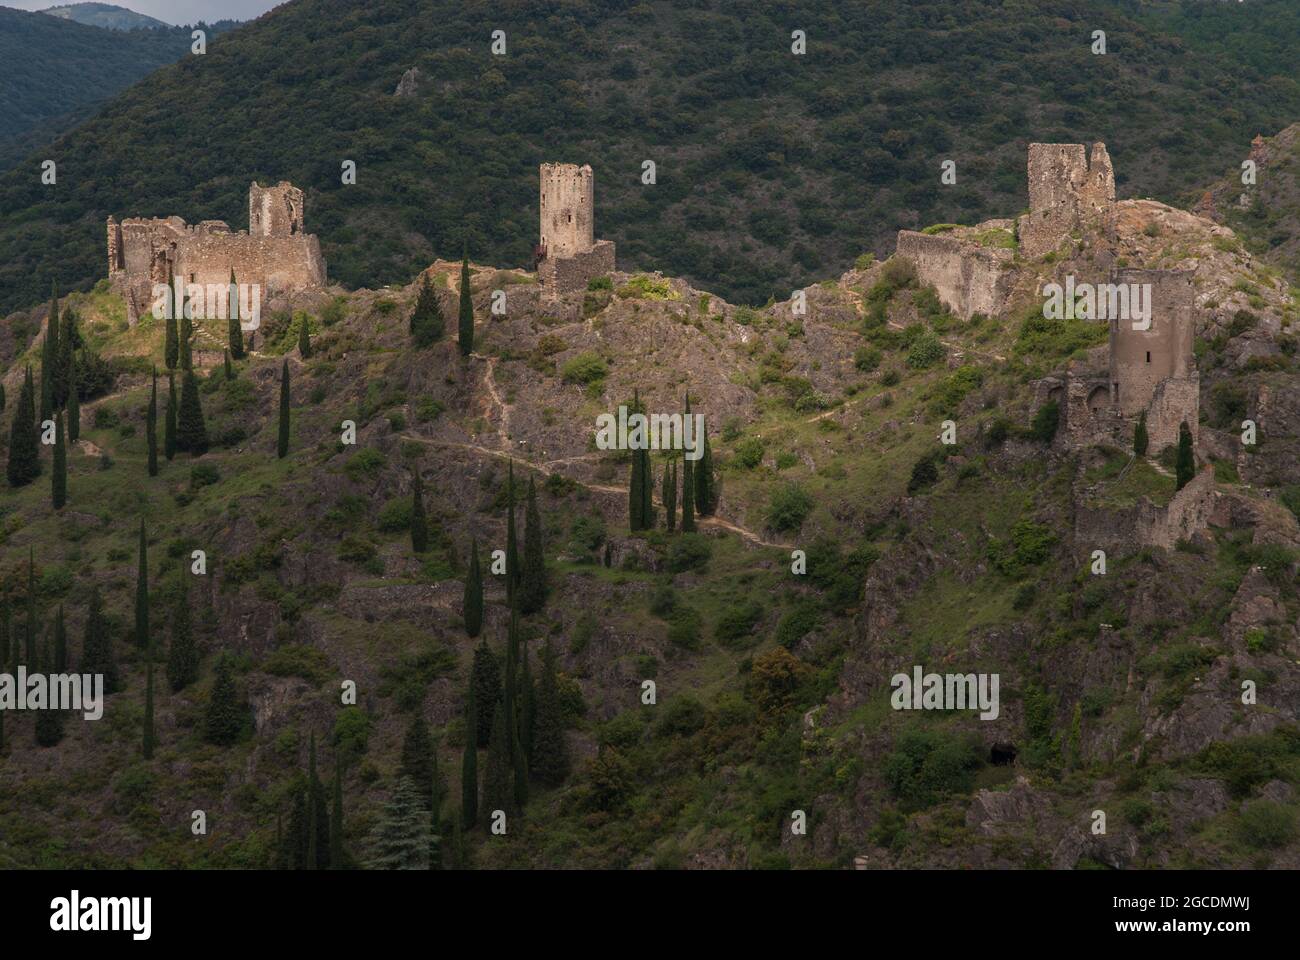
[249,181,305,238]
[1109,268,1196,420]
[1145,376,1200,454]
[1075,468,1218,551]
[1019,142,1115,259]
[539,163,594,258]
[894,231,1014,320]
[538,240,614,299]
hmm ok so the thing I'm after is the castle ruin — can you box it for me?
[1017,142,1115,260]
[536,163,615,301]
[108,181,326,324]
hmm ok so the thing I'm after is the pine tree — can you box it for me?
[505,461,520,599]
[695,431,715,516]
[164,268,179,370]
[277,360,290,459]
[177,369,208,455]
[164,371,177,460]
[409,273,445,347]
[469,640,500,747]
[531,639,570,785]
[681,396,696,533]
[80,586,118,693]
[482,703,514,825]
[227,270,245,359]
[518,474,547,614]
[134,519,148,648]
[166,570,199,691]
[146,368,158,476]
[51,411,66,509]
[298,316,312,359]
[458,255,474,356]
[463,538,483,638]
[1176,420,1195,490]
[367,777,430,869]
[142,644,155,760]
[461,685,479,829]
[65,359,79,443]
[330,763,346,869]
[6,366,40,487]
[1134,410,1149,458]
[410,466,428,553]
[204,653,243,745]
[399,713,435,809]
[52,604,67,672]
[663,458,677,532]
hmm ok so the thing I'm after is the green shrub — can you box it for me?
[666,534,712,572]
[883,729,983,810]
[767,483,813,531]
[905,333,945,369]
[263,644,333,684]
[1238,800,1296,849]
[733,436,765,469]
[714,600,763,646]
[377,497,413,532]
[189,462,220,489]
[776,601,820,648]
[561,351,609,385]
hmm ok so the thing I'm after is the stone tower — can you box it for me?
[249,181,305,238]
[1019,143,1115,259]
[539,163,595,258]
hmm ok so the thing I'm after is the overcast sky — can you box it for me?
[5,1,284,26]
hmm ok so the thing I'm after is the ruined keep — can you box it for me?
[1018,142,1115,260]
[894,227,1015,320]
[108,181,326,324]
[536,163,615,301]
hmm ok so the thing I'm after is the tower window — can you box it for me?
[1145,351,1151,363]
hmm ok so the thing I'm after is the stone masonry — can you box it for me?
[894,228,1015,320]
[536,163,615,301]
[108,181,326,324]
[1018,142,1115,259]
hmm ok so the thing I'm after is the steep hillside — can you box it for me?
[2,164,1299,868]
[2,0,1300,314]
[41,3,171,30]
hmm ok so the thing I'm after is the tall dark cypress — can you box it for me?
[629,390,645,531]
[482,702,514,824]
[24,548,36,666]
[695,431,715,516]
[179,289,193,371]
[80,586,118,693]
[399,713,435,809]
[505,600,528,809]
[40,287,57,422]
[1176,421,1195,490]
[6,366,40,487]
[639,446,653,529]
[224,348,233,380]
[298,316,312,359]
[681,396,696,532]
[531,639,570,785]
[177,369,207,455]
[164,267,179,370]
[34,636,65,747]
[142,644,155,759]
[461,685,479,829]
[463,538,483,638]
[166,569,199,691]
[164,371,177,460]
[65,358,79,443]
[307,732,325,870]
[51,411,66,509]
[146,367,158,476]
[227,269,245,359]
[520,644,536,767]
[410,465,428,553]
[458,254,474,356]
[54,305,74,408]
[469,640,500,747]
[277,360,290,458]
[52,604,67,672]
[664,458,677,532]
[505,461,519,599]
[134,519,149,648]
[518,474,546,615]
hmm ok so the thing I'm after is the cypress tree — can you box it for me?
[55,306,75,409]
[40,287,57,423]
[227,270,244,359]
[458,255,474,356]
[367,777,429,869]
[640,446,653,529]
[505,461,519,599]
[399,713,435,809]
[80,586,118,693]
[410,466,428,553]
[629,390,645,531]
[0,380,5,413]
[204,653,243,745]
[142,643,155,759]
[224,348,233,380]
[664,459,677,532]
[164,371,177,460]
[134,519,148,648]
[24,548,36,666]
[1176,420,1195,490]
[177,369,207,455]
[277,360,290,458]
[482,703,514,825]
[166,571,199,691]
[1135,410,1149,458]
[681,396,696,533]
[179,291,193,371]
[330,763,346,869]
[146,368,158,476]
[469,640,500,747]
[53,604,67,672]
[520,644,536,766]
[6,366,40,487]
[409,273,445,346]
[461,685,479,829]
[505,601,528,809]
[695,431,715,516]
[531,639,570,785]
[463,538,483,638]
[34,637,65,747]
[164,268,179,370]
[298,316,312,359]
[66,360,79,443]
[285,781,309,869]
[518,474,547,615]
[51,411,66,509]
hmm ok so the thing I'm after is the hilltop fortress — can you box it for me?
[535,163,616,302]
[107,181,326,324]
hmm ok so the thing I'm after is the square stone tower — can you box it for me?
[539,163,595,258]
[1019,143,1115,259]
[249,181,306,238]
